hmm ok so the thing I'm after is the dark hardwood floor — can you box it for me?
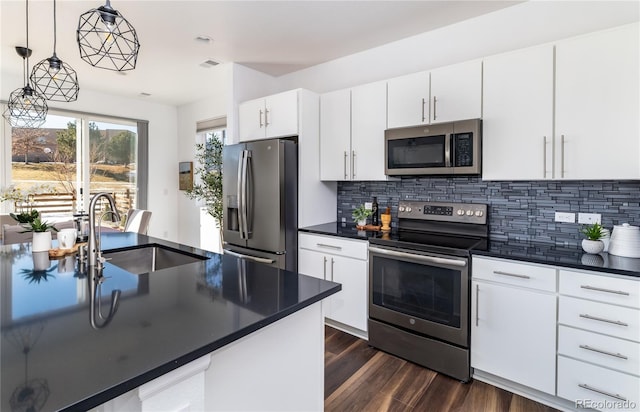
[325,326,558,412]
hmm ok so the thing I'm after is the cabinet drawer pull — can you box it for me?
[330,257,335,282]
[580,285,630,296]
[433,96,438,121]
[578,383,627,402]
[493,270,530,279]
[579,313,629,327]
[259,109,264,128]
[579,344,628,360]
[264,108,270,126]
[323,256,327,279]
[560,134,566,178]
[343,151,348,180]
[542,136,547,178]
[421,98,426,122]
[317,243,342,251]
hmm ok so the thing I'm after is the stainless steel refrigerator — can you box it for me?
[222,138,297,271]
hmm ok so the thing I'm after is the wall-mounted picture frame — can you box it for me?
[179,161,193,191]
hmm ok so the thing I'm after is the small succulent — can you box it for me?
[581,223,603,241]
[352,204,373,222]
[20,217,60,233]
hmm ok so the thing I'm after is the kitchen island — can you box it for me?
[0,233,340,411]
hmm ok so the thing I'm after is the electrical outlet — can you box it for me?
[554,212,575,223]
[364,202,373,210]
[578,213,601,225]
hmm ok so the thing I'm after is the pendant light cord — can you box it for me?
[53,0,57,54]
[25,0,30,84]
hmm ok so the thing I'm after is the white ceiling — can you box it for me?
[0,1,522,106]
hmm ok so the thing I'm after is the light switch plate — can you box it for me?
[555,212,575,223]
[364,202,372,210]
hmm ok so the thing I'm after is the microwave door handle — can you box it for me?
[445,134,452,167]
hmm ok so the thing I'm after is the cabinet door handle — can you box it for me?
[543,136,547,178]
[352,150,356,179]
[317,243,342,251]
[560,134,565,178]
[579,313,628,327]
[343,151,348,180]
[475,284,479,327]
[493,270,530,279]
[580,285,630,296]
[578,384,627,402]
[323,256,327,279]
[421,98,426,122]
[259,109,264,128]
[579,344,628,360]
[264,108,270,127]
[432,96,438,121]
[330,257,335,282]
[551,135,556,179]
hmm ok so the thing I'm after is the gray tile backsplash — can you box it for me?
[337,178,640,246]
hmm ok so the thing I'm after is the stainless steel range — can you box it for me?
[368,201,488,382]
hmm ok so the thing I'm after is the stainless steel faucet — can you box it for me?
[88,192,121,267]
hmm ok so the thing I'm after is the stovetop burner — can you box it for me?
[369,201,488,256]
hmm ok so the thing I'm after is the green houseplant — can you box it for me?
[21,218,59,253]
[581,222,604,254]
[352,205,372,227]
[184,136,223,246]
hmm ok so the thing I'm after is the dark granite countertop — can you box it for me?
[0,233,340,411]
[475,239,640,278]
[299,223,640,278]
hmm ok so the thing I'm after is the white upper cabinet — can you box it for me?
[387,71,429,129]
[239,89,299,142]
[482,45,554,180]
[555,23,639,180]
[320,81,387,181]
[320,89,351,180]
[429,60,482,124]
[387,61,482,129]
[350,81,387,181]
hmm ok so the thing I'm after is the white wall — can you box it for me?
[276,1,640,93]
[175,64,231,249]
[1,72,179,241]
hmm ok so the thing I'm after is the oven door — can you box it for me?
[368,245,469,347]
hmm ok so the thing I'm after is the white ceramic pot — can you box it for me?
[32,231,52,252]
[581,239,604,254]
[357,219,367,227]
[608,223,640,258]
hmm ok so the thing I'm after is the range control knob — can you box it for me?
[457,209,465,216]
[406,207,412,212]
[399,206,406,212]
[466,210,474,216]
[475,210,484,217]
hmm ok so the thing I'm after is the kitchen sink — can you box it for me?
[103,244,208,275]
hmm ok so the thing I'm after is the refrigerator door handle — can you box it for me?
[225,249,275,264]
[239,149,252,239]
[245,150,253,238]
[236,150,246,239]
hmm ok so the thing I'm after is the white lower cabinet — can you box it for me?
[471,257,557,395]
[558,269,640,411]
[298,232,368,336]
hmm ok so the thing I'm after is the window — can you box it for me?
[2,108,148,223]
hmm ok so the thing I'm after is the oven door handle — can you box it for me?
[369,246,467,267]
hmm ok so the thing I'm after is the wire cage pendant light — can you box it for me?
[76,0,140,71]
[31,0,79,102]
[2,0,48,129]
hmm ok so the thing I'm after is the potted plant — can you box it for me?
[10,209,39,224]
[21,218,59,253]
[581,222,604,254]
[352,205,372,227]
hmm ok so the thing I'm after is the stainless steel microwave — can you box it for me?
[385,119,481,176]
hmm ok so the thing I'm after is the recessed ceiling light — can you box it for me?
[200,59,219,68]
[195,35,213,43]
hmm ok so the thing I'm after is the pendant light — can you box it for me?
[31,0,79,102]
[76,0,140,71]
[2,0,48,129]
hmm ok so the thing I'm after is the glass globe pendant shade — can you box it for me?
[2,85,48,128]
[31,53,79,102]
[76,1,140,71]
